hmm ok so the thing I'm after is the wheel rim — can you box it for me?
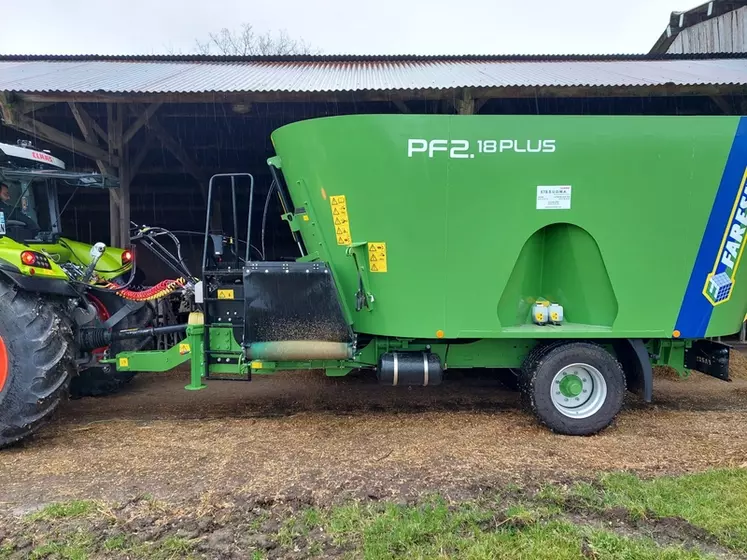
[0,335,7,393]
[550,362,607,419]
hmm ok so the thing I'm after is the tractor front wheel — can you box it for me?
[0,279,74,448]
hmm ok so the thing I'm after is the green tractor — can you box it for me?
[0,140,185,447]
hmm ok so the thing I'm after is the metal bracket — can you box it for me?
[104,298,145,329]
[281,212,301,232]
[346,242,375,311]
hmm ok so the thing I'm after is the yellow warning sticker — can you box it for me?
[368,242,388,273]
[330,195,352,245]
[217,289,234,300]
[251,361,263,369]
[119,357,129,368]
[179,343,191,355]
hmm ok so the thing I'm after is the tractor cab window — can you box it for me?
[0,180,43,241]
[28,182,52,232]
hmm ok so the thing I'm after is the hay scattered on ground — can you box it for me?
[729,348,747,379]
[1,369,747,507]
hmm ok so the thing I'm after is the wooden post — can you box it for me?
[116,105,131,247]
[108,104,121,247]
[456,90,474,115]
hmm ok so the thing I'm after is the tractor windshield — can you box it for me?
[5,180,50,228]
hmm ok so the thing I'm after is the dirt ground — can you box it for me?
[2,360,747,512]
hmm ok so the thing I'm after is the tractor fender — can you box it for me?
[0,259,77,297]
[613,339,653,403]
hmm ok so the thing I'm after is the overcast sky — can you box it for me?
[0,0,694,56]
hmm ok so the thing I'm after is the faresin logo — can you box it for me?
[703,168,747,305]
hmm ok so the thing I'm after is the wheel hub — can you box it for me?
[550,363,608,419]
[558,374,583,398]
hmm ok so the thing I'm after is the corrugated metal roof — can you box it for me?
[0,54,746,94]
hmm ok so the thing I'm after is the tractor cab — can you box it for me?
[0,140,117,243]
[0,140,131,280]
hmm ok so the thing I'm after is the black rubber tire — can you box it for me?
[0,279,74,448]
[69,294,154,398]
[518,341,626,436]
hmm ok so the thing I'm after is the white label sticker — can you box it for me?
[536,185,571,210]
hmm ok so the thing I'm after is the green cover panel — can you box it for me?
[270,114,747,341]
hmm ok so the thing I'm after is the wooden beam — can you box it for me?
[133,107,219,226]
[0,100,119,166]
[129,136,153,179]
[140,112,207,186]
[68,102,114,176]
[392,100,411,113]
[12,83,747,105]
[710,96,733,115]
[0,93,16,125]
[88,117,108,145]
[68,102,108,146]
[474,98,489,114]
[19,101,56,115]
[122,102,162,145]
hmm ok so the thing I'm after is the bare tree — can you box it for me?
[196,24,317,55]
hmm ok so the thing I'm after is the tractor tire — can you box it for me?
[69,294,155,398]
[519,341,626,436]
[0,279,74,449]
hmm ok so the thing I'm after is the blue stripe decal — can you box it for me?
[675,117,747,338]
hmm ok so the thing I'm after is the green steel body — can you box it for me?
[270,114,747,342]
[114,115,747,385]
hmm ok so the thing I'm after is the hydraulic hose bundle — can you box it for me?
[106,277,188,302]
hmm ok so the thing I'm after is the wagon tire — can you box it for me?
[519,342,626,436]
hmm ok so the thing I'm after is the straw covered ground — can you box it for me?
[2,357,747,558]
[3,356,747,508]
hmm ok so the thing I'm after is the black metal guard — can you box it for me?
[268,164,305,256]
[243,261,353,348]
[201,173,255,276]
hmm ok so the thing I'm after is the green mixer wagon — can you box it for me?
[4,114,747,446]
[107,114,747,437]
